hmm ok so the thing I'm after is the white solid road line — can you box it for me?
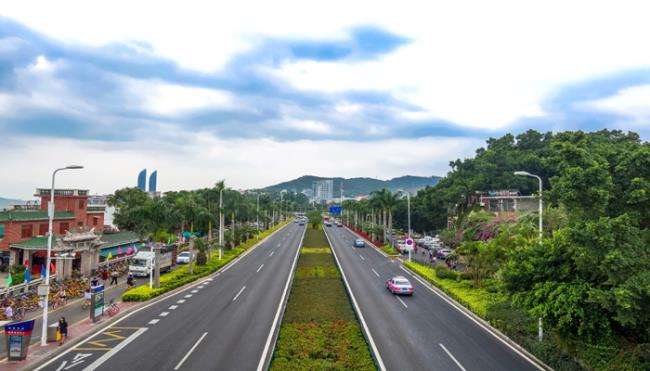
[233,286,246,301]
[269,251,275,256]
[371,268,380,277]
[160,312,169,317]
[257,264,264,273]
[84,328,148,371]
[169,305,178,310]
[396,296,409,308]
[174,332,208,370]
[177,299,186,304]
[359,255,365,261]
[256,227,306,371]
[325,229,387,371]
[440,343,467,371]
[148,319,160,325]
[400,266,545,371]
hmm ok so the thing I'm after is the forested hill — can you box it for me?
[263,175,441,197]
[0,197,26,210]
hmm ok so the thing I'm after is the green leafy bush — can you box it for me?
[380,244,399,255]
[435,265,458,280]
[459,272,473,280]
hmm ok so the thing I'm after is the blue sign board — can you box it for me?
[329,206,342,214]
[4,320,35,336]
[91,284,105,293]
[4,319,35,360]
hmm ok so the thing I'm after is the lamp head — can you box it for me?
[66,165,84,170]
[514,171,531,177]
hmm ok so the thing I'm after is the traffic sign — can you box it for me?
[405,238,414,247]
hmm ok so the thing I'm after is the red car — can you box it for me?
[386,276,414,295]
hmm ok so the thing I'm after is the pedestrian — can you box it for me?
[127,273,135,289]
[101,269,109,283]
[58,317,68,345]
[5,305,13,321]
[110,270,118,285]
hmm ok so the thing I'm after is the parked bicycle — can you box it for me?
[106,299,120,317]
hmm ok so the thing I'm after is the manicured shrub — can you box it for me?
[435,265,458,280]
[459,272,473,280]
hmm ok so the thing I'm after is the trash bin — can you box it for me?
[47,323,59,342]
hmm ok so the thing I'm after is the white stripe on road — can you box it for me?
[396,296,408,308]
[169,305,178,310]
[197,286,204,289]
[148,319,160,325]
[269,251,275,256]
[277,243,281,247]
[84,328,148,371]
[160,312,169,317]
[191,290,198,293]
[257,227,306,371]
[177,299,186,304]
[174,332,208,370]
[371,268,380,277]
[440,343,467,371]
[233,286,246,301]
[257,264,264,273]
[359,255,365,261]
[185,294,192,298]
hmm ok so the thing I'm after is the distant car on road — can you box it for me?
[336,221,343,227]
[176,251,191,264]
[353,239,365,247]
[386,276,414,295]
[325,221,332,227]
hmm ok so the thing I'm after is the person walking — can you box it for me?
[110,270,118,285]
[101,269,109,283]
[126,273,135,289]
[58,317,68,345]
[5,305,13,321]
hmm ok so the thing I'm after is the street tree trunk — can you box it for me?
[188,237,195,275]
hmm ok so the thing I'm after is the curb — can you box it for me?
[343,225,551,371]
[399,264,552,371]
[25,222,292,371]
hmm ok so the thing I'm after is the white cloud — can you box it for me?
[122,78,233,115]
[576,85,650,124]
[281,119,332,134]
[0,133,482,199]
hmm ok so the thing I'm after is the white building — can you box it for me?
[312,179,334,203]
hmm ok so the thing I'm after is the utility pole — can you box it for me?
[188,236,195,275]
[154,244,160,288]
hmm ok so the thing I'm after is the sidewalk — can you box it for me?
[0,275,149,366]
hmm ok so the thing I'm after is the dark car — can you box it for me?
[353,239,365,247]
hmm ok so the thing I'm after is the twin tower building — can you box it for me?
[137,169,157,193]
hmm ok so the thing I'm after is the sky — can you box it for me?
[1,0,650,199]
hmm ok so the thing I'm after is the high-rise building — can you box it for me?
[137,169,146,191]
[149,170,157,192]
[312,179,334,203]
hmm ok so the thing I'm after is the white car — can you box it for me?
[177,251,191,264]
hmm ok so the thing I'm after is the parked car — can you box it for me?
[438,248,453,259]
[176,251,191,264]
[353,239,365,247]
[386,276,414,295]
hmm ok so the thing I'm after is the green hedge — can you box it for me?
[123,222,288,301]
[379,244,399,255]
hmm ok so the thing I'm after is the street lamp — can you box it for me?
[396,189,412,261]
[219,187,224,247]
[41,165,83,346]
[514,170,543,342]
[256,193,261,238]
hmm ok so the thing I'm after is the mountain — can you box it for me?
[0,197,27,210]
[263,175,441,197]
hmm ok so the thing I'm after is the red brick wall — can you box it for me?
[86,213,105,231]
[40,195,88,227]
[0,219,76,251]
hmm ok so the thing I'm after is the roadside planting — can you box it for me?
[271,226,375,370]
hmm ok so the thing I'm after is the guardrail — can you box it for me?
[0,274,58,299]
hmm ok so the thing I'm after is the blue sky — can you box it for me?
[1,0,650,198]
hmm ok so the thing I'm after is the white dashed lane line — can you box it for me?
[233,286,246,301]
[257,264,264,273]
[359,255,365,261]
[191,290,198,293]
[440,343,467,371]
[160,312,169,317]
[269,251,275,257]
[371,268,380,277]
[169,305,178,310]
[177,299,186,304]
[185,294,193,298]
[396,296,408,308]
[148,319,160,325]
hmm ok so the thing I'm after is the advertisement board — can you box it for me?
[4,319,35,361]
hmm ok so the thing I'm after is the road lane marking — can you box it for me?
[400,266,545,370]
[205,278,213,281]
[169,305,178,310]
[233,286,246,301]
[148,319,160,325]
[185,294,192,298]
[257,264,264,273]
[359,255,365,261]
[324,228,386,371]
[277,243,281,247]
[84,328,148,371]
[257,227,306,371]
[371,268,380,277]
[177,299,186,304]
[440,344,467,371]
[269,251,275,256]
[396,296,408,308]
[174,332,208,370]
[160,312,169,317]
[191,290,199,293]
[197,286,204,289]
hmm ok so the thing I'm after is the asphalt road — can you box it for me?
[325,225,542,371]
[36,223,305,371]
